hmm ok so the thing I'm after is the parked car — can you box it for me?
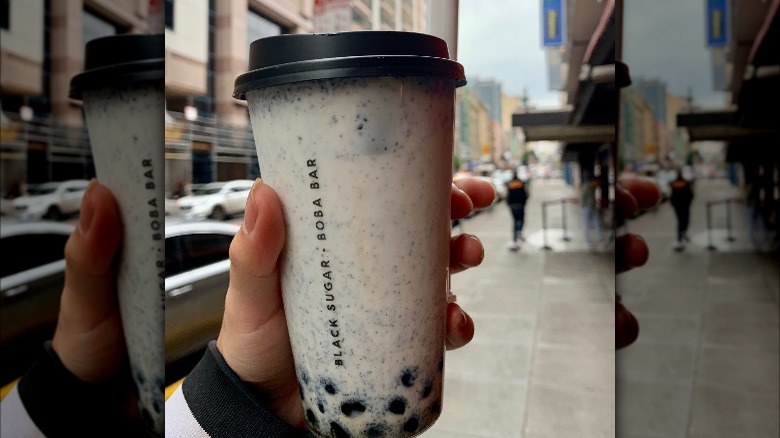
[164,221,238,365]
[11,180,90,220]
[171,180,254,221]
[1,221,73,384]
[0,220,239,385]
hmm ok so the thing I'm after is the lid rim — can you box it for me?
[69,59,164,99]
[234,55,466,99]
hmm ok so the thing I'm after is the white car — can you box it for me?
[165,221,239,366]
[11,180,90,220]
[170,180,254,221]
[0,219,241,384]
[1,221,73,383]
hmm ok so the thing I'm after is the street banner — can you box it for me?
[313,0,352,33]
[542,0,564,46]
[706,0,728,46]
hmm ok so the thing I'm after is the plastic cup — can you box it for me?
[70,33,165,437]
[235,31,466,437]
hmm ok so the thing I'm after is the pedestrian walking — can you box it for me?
[580,175,607,248]
[669,169,694,250]
[505,171,529,251]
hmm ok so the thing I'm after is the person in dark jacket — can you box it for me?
[505,171,529,251]
[669,170,694,250]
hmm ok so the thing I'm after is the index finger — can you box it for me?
[453,177,496,210]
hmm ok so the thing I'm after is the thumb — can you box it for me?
[52,180,125,382]
[216,179,293,385]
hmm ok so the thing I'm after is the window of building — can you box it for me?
[83,7,123,46]
[165,0,174,29]
[1,0,10,30]
[247,8,287,48]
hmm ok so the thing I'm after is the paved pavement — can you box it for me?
[425,178,615,438]
[617,178,779,438]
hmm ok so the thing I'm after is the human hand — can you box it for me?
[615,178,661,349]
[52,180,127,382]
[216,177,494,428]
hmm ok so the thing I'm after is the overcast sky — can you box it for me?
[458,0,727,110]
[458,0,562,109]
[623,0,727,108]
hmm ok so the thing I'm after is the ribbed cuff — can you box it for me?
[17,341,141,437]
[182,340,312,438]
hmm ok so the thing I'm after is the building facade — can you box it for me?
[163,0,429,192]
[1,0,154,196]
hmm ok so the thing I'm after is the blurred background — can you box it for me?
[617,0,779,437]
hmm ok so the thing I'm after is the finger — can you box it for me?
[619,178,661,211]
[454,178,496,210]
[53,180,125,382]
[451,183,474,220]
[616,234,649,274]
[450,234,484,274]
[616,185,639,222]
[445,302,474,350]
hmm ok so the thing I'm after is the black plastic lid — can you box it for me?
[234,31,466,99]
[69,33,164,100]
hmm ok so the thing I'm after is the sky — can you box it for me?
[623,0,727,108]
[457,0,727,110]
[458,0,562,109]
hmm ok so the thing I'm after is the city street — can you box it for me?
[617,178,780,438]
[426,178,615,438]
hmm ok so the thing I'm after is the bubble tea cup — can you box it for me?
[70,34,165,437]
[234,32,466,437]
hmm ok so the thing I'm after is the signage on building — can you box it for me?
[706,0,728,46]
[542,0,564,46]
[313,0,352,33]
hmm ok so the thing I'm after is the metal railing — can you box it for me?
[540,197,580,250]
[705,197,743,250]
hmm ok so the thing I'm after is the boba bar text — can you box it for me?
[308,159,344,367]
[143,159,165,295]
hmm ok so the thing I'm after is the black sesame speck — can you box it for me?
[318,401,325,413]
[323,380,337,394]
[357,123,363,130]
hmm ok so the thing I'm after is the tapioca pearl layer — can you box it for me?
[298,366,443,437]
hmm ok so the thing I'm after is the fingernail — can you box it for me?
[243,178,262,235]
[464,234,484,266]
[78,179,97,234]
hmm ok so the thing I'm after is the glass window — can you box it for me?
[165,0,174,29]
[0,233,69,278]
[165,233,232,277]
[82,8,121,46]
[1,0,9,30]
[247,8,287,48]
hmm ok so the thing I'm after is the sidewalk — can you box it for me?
[426,178,614,437]
[617,178,779,438]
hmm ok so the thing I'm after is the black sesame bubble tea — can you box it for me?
[70,34,165,437]
[235,32,466,437]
